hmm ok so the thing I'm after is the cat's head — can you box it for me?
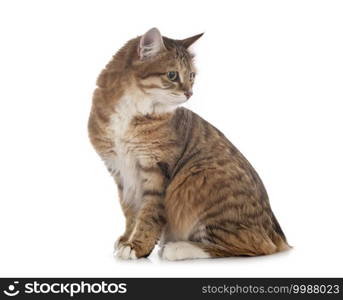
[131,28,203,109]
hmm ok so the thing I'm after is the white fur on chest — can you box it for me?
[104,91,177,208]
[104,92,158,207]
[105,96,144,208]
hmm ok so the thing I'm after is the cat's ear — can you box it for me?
[181,33,204,49]
[138,28,166,60]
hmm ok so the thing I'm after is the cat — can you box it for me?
[88,28,289,260]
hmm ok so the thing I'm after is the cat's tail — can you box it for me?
[160,233,290,261]
[161,240,254,260]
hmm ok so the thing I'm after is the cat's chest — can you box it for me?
[106,112,143,206]
[103,94,171,207]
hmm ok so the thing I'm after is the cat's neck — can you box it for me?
[115,88,177,118]
[110,88,176,133]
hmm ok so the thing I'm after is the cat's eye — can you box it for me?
[190,72,196,81]
[167,71,178,82]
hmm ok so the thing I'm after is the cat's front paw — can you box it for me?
[114,236,127,251]
[116,243,137,260]
[115,240,153,259]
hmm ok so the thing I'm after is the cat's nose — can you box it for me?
[184,91,193,99]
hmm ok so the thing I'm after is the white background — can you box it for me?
[0,0,342,277]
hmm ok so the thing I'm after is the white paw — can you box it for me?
[161,241,210,261]
[116,245,137,260]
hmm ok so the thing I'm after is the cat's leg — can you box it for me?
[113,178,136,251]
[114,188,136,250]
[116,166,167,259]
[116,196,166,259]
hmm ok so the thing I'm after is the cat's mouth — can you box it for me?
[149,90,189,106]
[170,93,189,101]
[168,94,189,104]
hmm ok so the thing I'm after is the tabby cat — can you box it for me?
[88,28,289,260]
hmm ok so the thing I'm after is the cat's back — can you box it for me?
[170,107,252,178]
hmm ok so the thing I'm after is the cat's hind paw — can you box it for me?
[160,241,210,261]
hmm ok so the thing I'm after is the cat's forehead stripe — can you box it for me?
[175,47,192,70]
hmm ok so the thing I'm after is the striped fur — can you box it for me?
[88,28,289,260]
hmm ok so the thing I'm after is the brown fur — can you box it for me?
[88,28,289,259]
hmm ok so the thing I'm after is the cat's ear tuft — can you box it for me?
[181,33,204,49]
[138,28,166,60]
